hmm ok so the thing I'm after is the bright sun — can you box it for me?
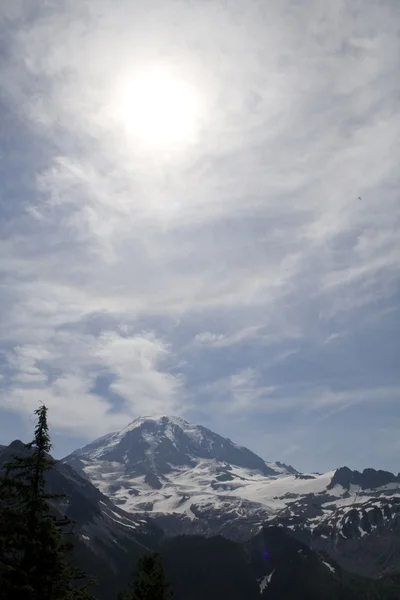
[114,65,200,150]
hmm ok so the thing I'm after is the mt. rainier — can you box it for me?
[64,415,400,576]
[63,415,297,533]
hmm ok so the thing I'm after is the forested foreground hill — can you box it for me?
[72,527,400,600]
[159,530,400,600]
[1,436,400,600]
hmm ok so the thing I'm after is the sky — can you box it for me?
[0,0,399,474]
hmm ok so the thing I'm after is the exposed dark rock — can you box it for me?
[328,466,399,491]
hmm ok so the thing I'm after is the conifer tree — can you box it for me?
[119,552,172,600]
[0,404,93,600]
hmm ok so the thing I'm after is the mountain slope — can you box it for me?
[63,415,400,577]
[159,526,375,600]
[0,439,163,598]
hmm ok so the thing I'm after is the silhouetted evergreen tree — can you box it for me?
[0,404,93,600]
[119,552,172,600]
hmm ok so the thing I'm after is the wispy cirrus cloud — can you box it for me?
[0,0,399,469]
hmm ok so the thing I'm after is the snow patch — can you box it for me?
[322,561,336,573]
[259,569,275,594]
[107,514,138,530]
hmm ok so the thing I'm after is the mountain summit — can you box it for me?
[67,415,290,479]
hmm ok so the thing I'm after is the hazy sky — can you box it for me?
[0,0,399,473]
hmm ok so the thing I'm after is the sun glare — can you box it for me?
[114,65,200,150]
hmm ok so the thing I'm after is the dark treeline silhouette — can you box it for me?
[0,405,93,600]
[0,404,172,600]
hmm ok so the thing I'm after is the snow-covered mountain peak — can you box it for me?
[63,415,304,520]
[67,415,283,477]
[117,415,208,447]
[119,415,187,432]
[63,417,400,563]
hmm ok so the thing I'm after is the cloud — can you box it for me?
[1,330,184,436]
[193,326,262,348]
[194,332,227,346]
[0,0,399,468]
[198,367,277,415]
